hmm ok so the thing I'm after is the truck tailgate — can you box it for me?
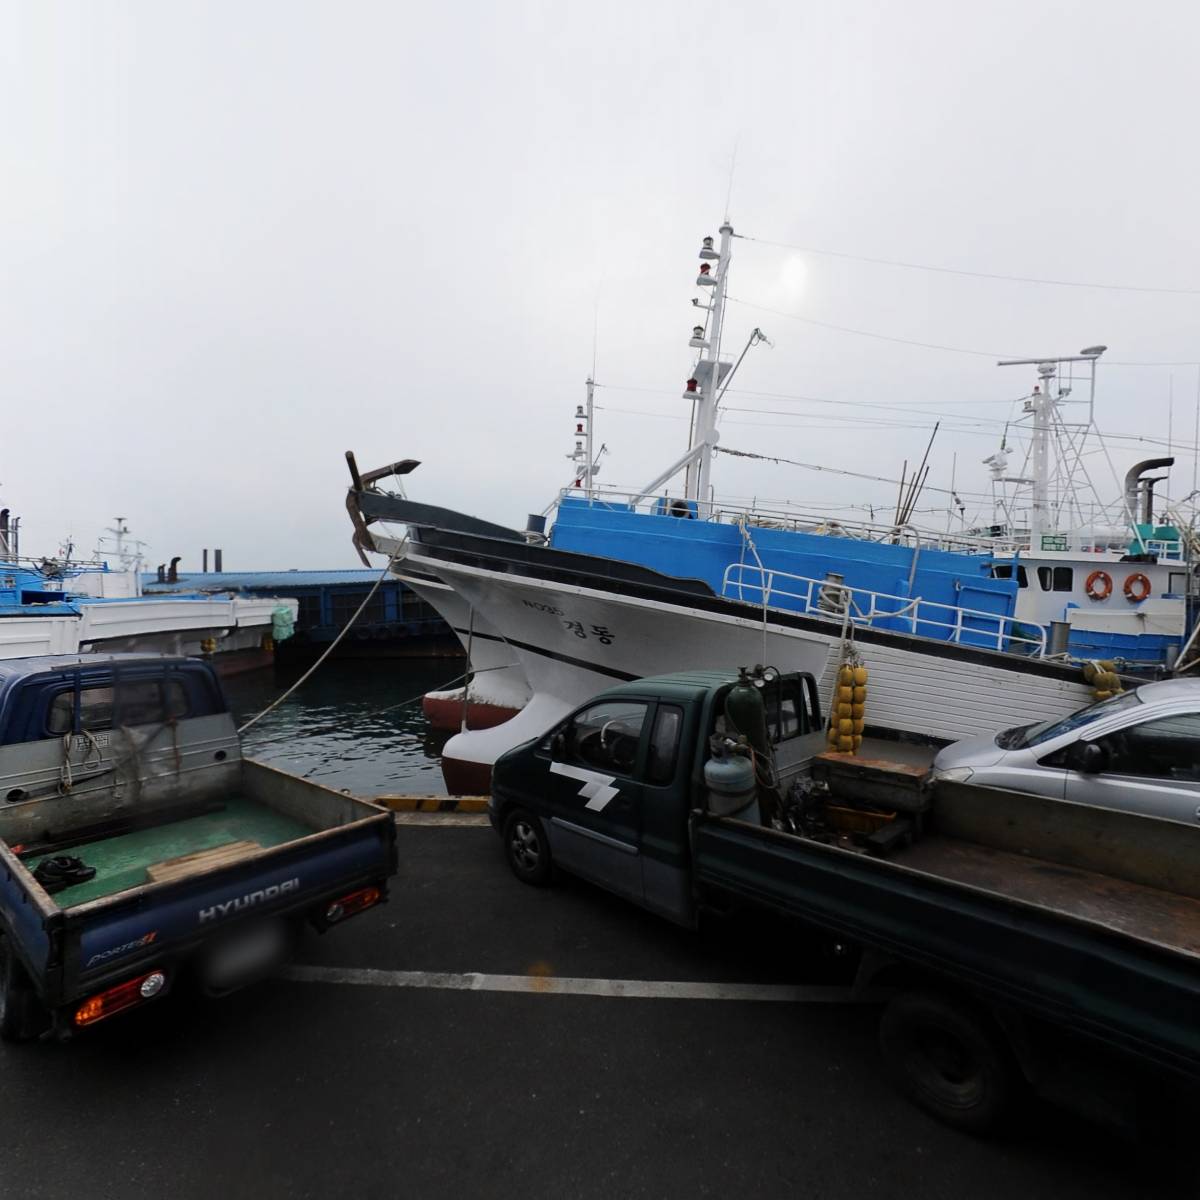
[62,811,393,994]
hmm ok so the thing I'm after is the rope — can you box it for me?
[58,729,106,795]
[238,553,398,735]
[735,517,770,664]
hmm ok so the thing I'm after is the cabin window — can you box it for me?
[564,701,648,775]
[114,678,190,725]
[46,690,74,735]
[646,705,683,785]
[764,679,817,742]
[990,564,1029,588]
[166,679,190,719]
[79,686,115,731]
[1036,566,1073,592]
[117,680,167,726]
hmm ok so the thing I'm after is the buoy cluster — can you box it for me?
[1082,659,1124,702]
[828,662,868,754]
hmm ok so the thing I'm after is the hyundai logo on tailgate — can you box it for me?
[198,878,299,923]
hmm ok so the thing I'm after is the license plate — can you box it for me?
[202,919,289,992]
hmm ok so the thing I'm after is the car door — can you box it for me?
[1064,711,1200,823]
[538,698,650,902]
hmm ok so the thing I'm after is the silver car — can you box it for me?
[930,678,1200,824]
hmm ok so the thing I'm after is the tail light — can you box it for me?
[75,969,167,1027]
[324,886,382,924]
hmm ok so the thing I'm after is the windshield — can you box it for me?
[999,689,1144,750]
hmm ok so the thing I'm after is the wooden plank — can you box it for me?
[147,839,262,884]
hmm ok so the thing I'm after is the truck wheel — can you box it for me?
[0,937,47,1043]
[503,808,552,886]
[878,991,1016,1135]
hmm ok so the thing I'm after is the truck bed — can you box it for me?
[893,836,1200,959]
[693,779,1200,1076]
[20,796,314,908]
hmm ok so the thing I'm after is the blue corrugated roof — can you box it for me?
[143,569,386,593]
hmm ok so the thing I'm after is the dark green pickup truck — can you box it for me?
[488,667,1200,1133]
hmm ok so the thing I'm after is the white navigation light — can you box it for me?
[699,236,719,260]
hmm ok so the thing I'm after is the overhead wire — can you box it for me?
[734,232,1200,296]
[723,297,1199,368]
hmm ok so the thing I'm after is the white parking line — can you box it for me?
[281,964,865,1003]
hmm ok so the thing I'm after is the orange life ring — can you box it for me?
[1085,569,1113,601]
[1123,572,1152,603]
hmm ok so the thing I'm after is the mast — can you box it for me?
[686,221,734,512]
[997,347,1106,550]
[569,379,598,497]
[585,376,595,499]
[1029,363,1055,549]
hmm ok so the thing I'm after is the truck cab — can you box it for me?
[489,668,822,923]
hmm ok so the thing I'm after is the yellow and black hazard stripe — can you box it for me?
[372,795,489,814]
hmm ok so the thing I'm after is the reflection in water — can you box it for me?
[222,660,465,797]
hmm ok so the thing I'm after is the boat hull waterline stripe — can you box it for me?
[281,964,864,1003]
[449,624,640,683]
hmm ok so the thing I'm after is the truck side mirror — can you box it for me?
[1073,741,1106,774]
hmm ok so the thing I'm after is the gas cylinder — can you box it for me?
[704,751,758,819]
[724,667,769,756]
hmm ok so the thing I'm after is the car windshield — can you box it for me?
[998,689,1144,750]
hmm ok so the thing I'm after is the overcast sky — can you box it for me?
[3,1,1198,571]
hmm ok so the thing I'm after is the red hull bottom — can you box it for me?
[440,755,494,797]
[211,647,275,677]
[422,694,522,733]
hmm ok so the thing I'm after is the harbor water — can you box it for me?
[222,659,465,796]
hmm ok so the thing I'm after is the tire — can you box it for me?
[503,808,552,886]
[0,936,48,1043]
[878,990,1016,1134]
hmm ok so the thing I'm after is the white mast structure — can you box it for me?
[568,378,599,497]
[631,222,736,515]
[687,221,734,508]
[996,346,1109,550]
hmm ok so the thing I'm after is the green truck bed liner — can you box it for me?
[23,797,313,908]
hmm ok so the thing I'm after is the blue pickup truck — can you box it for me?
[0,653,397,1039]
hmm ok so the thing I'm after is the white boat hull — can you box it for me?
[408,550,1096,793]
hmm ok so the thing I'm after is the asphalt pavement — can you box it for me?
[0,823,1193,1199]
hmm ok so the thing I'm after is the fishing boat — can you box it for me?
[345,219,1190,791]
[0,512,296,672]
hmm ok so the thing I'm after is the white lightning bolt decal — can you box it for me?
[549,762,621,811]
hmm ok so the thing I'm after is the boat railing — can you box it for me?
[1,554,111,574]
[556,487,1018,555]
[720,562,1048,656]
